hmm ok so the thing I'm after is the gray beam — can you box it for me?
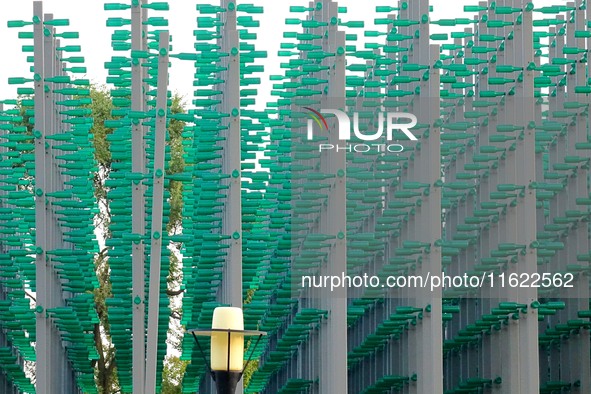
[33,1,53,394]
[33,5,50,391]
[320,2,347,392]
[217,1,242,392]
[513,2,539,393]
[131,0,147,392]
[219,0,242,310]
[144,31,170,394]
[33,4,71,393]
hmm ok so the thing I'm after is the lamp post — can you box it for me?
[189,307,266,394]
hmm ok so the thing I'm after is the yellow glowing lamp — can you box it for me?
[189,307,266,394]
[211,307,244,372]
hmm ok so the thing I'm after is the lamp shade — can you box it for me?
[211,307,244,372]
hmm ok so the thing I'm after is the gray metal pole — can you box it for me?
[131,0,147,392]
[320,2,347,391]
[571,1,591,390]
[417,43,444,394]
[44,17,60,394]
[32,3,77,392]
[217,2,242,392]
[402,1,443,391]
[144,31,169,394]
[514,2,539,393]
[33,5,49,392]
[33,4,59,393]
[219,0,242,309]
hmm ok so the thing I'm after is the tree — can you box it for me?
[87,85,188,392]
[87,86,118,393]
[160,356,188,394]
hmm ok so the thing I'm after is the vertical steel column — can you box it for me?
[144,31,169,394]
[33,3,67,393]
[566,1,591,391]
[131,0,147,392]
[386,5,414,387]
[514,2,539,393]
[416,41,444,394]
[33,5,50,392]
[44,18,63,394]
[491,1,518,391]
[411,1,443,392]
[551,14,567,387]
[318,1,347,391]
[476,6,493,390]
[543,10,560,383]
[32,4,78,391]
[218,1,242,392]
[577,0,591,387]
[219,0,242,310]
[474,3,503,390]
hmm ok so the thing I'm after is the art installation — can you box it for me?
[1,0,590,393]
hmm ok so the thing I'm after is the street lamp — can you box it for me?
[189,307,266,394]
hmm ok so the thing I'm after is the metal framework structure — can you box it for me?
[4,1,173,393]
[243,0,591,393]
[0,0,591,393]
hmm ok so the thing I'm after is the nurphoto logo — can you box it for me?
[304,107,418,153]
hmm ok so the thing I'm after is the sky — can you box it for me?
[0,0,488,107]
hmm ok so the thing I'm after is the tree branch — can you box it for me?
[97,247,109,259]
[166,289,184,297]
[170,311,182,321]
[94,323,108,389]
[25,291,36,302]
